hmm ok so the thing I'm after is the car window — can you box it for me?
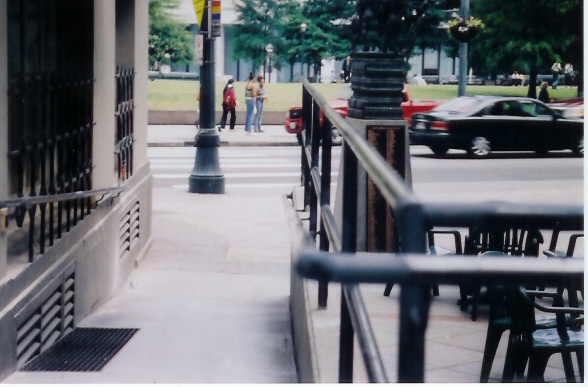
[483,101,521,116]
[518,101,553,117]
[503,101,527,117]
[485,102,505,116]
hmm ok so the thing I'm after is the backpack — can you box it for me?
[223,89,234,109]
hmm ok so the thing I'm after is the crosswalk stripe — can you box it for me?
[172,183,299,190]
[149,158,292,164]
[150,164,299,170]
[154,172,339,179]
[171,182,338,190]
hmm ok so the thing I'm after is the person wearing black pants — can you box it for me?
[219,79,237,131]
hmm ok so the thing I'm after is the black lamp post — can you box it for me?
[300,23,307,80]
[457,0,470,96]
[189,0,225,194]
[266,43,274,83]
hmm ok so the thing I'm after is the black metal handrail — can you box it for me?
[1,184,126,263]
[295,79,584,383]
[0,185,125,209]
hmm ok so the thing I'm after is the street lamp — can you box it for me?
[300,23,307,80]
[458,0,470,96]
[265,44,274,83]
[188,0,224,194]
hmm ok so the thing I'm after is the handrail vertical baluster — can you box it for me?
[339,137,359,382]
[301,87,312,209]
[308,99,321,244]
[318,116,333,308]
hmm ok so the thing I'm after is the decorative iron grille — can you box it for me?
[5,0,94,261]
[115,66,135,182]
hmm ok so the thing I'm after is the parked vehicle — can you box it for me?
[409,96,584,158]
[284,86,442,145]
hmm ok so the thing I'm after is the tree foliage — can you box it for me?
[149,0,193,69]
[470,0,583,97]
[233,0,355,77]
[301,0,355,76]
[233,0,293,72]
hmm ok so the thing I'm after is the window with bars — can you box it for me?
[5,0,94,262]
[115,65,135,182]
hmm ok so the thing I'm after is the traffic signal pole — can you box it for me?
[189,0,225,194]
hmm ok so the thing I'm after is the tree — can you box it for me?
[301,0,355,80]
[233,0,290,73]
[471,0,583,98]
[149,0,193,70]
[412,4,447,76]
[276,0,307,81]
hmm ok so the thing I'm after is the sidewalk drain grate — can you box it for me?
[21,327,139,372]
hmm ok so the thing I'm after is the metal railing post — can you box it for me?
[339,141,359,382]
[308,99,321,240]
[301,87,312,208]
[318,116,333,308]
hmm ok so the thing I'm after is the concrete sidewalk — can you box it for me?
[148,124,299,147]
[3,126,299,384]
[3,125,581,384]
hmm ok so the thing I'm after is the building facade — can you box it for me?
[0,0,152,379]
[171,0,458,84]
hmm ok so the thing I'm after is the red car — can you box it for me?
[284,86,442,145]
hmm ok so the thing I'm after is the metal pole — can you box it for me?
[457,0,469,97]
[189,0,225,194]
[301,32,306,79]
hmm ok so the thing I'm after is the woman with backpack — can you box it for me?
[218,79,237,131]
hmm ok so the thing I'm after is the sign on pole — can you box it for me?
[194,35,204,65]
[192,0,206,28]
[210,0,221,38]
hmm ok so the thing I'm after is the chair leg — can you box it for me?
[527,352,550,383]
[458,284,470,311]
[502,333,530,382]
[383,283,393,297]
[480,324,506,382]
[470,286,482,321]
[432,284,439,297]
[501,336,518,382]
[561,351,577,383]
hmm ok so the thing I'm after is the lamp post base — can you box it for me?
[188,175,225,194]
[188,128,225,194]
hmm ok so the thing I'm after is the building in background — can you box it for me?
[0,1,152,380]
[170,0,459,84]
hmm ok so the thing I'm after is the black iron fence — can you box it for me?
[116,65,136,182]
[293,79,584,382]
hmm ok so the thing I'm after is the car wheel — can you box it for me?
[430,144,449,157]
[331,126,343,146]
[468,136,491,158]
[573,137,584,157]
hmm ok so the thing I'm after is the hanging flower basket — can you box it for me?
[449,22,480,42]
[442,16,485,43]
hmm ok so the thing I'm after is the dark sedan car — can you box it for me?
[409,96,584,158]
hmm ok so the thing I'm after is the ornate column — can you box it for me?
[344,3,434,381]
[347,0,431,254]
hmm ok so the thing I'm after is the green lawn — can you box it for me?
[148,79,579,112]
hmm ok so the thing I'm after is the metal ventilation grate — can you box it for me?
[21,327,138,372]
[120,201,140,259]
[16,272,75,368]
